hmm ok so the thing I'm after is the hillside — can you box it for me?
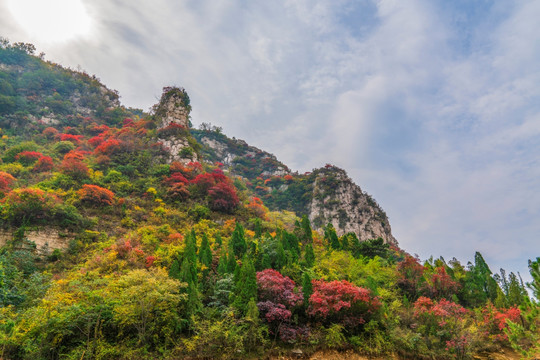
[0,39,539,360]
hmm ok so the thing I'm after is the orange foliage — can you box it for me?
[77,184,115,206]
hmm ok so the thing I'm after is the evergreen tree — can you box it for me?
[227,251,237,274]
[231,223,247,258]
[529,257,540,299]
[325,223,340,250]
[302,272,313,309]
[217,253,228,276]
[253,218,262,238]
[233,257,257,315]
[301,215,313,244]
[169,258,181,279]
[275,241,286,270]
[199,232,212,267]
[215,232,223,247]
[304,243,315,268]
[261,253,272,270]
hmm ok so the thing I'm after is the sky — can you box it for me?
[1,0,539,281]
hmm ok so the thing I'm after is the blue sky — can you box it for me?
[1,0,539,280]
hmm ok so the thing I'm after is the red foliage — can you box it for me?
[32,156,53,172]
[0,171,16,193]
[257,269,303,308]
[423,266,460,299]
[61,158,89,180]
[413,297,467,328]
[94,138,122,156]
[308,279,380,327]
[481,303,521,341]
[15,151,42,166]
[88,135,105,148]
[208,181,239,212]
[397,254,425,299]
[77,184,115,206]
[145,255,156,268]
[247,196,267,219]
[42,127,59,139]
[63,151,86,161]
[59,134,84,144]
[163,172,189,186]
[157,122,187,137]
[167,182,190,201]
[284,174,294,182]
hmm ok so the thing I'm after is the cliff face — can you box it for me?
[308,166,396,244]
[193,130,397,244]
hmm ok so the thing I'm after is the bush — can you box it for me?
[77,184,115,206]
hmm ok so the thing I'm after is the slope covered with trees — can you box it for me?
[0,39,539,360]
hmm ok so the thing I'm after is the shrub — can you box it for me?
[32,155,53,172]
[0,171,16,193]
[77,184,115,206]
[308,279,380,328]
[1,188,61,226]
[15,151,42,166]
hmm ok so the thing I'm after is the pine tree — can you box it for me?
[275,241,286,270]
[253,218,262,238]
[215,232,223,247]
[227,251,237,274]
[217,253,228,276]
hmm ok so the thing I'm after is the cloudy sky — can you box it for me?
[1,0,539,279]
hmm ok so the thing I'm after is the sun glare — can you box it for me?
[7,0,92,43]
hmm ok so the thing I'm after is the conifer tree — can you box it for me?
[215,232,223,247]
[302,272,313,309]
[301,215,313,244]
[199,232,212,267]
[233,257,257,315]
[325,223,340,250]
[231,223,247,258]
[304,243,315,268]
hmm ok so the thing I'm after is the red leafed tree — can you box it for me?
[59,133,84,144]
[0,171,16,193]
[32,156,53,172]
[167,182,190,201]
[42,127,59,139]
[163,172,189,187]
[257,269,303,308]
[481,302,521,342]
[397,254,425,300]
[15,151,42,166]
[208,181,239,212]
[61,158,89,180]
[88,135,105,148]
[256,269,304,341]
[94,138,122,156]
[423,266,460,299]
[77,184,115,206]
[308,279,380,328]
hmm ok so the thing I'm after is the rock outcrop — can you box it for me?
[308,165,396,244]
[0,227,74,256]
[153,87,199,163]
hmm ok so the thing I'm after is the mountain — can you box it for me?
[0,39,536,360]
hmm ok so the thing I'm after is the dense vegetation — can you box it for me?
[0,39,539,360]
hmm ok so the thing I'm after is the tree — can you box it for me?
[230,223,247,259]
[324,224,340,250]
[304,243,315,268]
[233,257,257,315]
[301,215,313,244]
[528,257,540,300]
[308,279,380,328]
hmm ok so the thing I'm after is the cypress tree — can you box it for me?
[325,224,340,250]
[215,232,223,247]
[301,215,313,244]
[233,257,257,315]
[231,223,247,258]
[217,253,228,276]
[199,232,212,267]
[304,243,315,268]
[302,272,313,310]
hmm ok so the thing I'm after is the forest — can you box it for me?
[0,39,539,360]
